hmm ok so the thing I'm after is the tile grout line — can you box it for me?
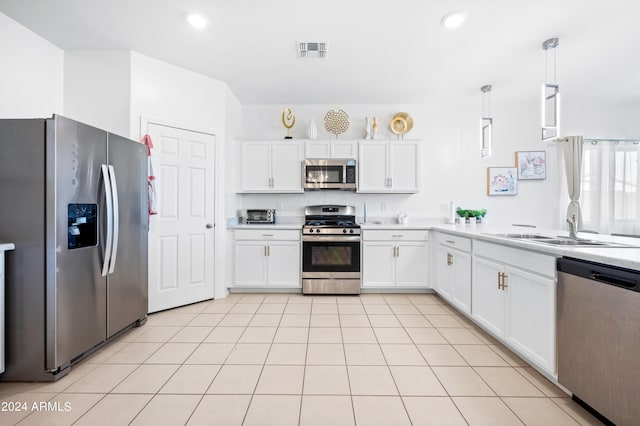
[407,294,471,425]
[127,296,244,424]
[336,296,358,426]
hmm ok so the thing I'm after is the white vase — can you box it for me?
[371,117,378,139]
[364,117,371,139]
[307,118,318,140]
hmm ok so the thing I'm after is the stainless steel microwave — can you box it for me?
[303,159,357,190]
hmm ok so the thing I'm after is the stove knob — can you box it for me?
[343,229,347,233]
[350,229,354,234]
[316,229,321,233]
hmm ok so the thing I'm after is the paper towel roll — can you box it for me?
[446,202,456,224]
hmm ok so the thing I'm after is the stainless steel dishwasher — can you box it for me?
[557,257,640,426]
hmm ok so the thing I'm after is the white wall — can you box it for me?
[0,12,63,117]
[130,51,235,299]
[239,102,562,227]
[64,51,131,136]
[224,88,243,292]
[238,100,640,229]
[130,52,227,140]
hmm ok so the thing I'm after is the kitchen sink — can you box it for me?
[500,233,555,240]
[540,239,607,246]
[484,233,638,248]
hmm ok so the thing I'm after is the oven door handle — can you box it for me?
[303,235,361,242]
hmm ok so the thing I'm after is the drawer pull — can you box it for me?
[392,235,403,238]
[446,240,455,244]
[262,234,274,237]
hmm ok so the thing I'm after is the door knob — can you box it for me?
[206,223,213,229]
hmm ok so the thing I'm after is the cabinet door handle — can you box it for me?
[396,246,400,257]
[264,245,268,256]
[498,272,508,290]
[271,177,275,187]
[389,177,393,187]
[267,245,270,256]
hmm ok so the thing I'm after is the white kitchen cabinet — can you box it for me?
[361,242,396,287]
[472,240,556,374]
[395,242,430,287]
[362,230,429,288]
[240,141,303,193]
[434,233,472,314]
[358,140,419,193]
[267,241,302,287]
[234,230,301,288]
[471,256,506,336]
[305,140,357,159]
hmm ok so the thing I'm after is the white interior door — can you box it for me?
[147,122,215,313]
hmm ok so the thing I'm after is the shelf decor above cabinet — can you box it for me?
[324,109,350,138]
[390,112,414,139]
[281,108,296,139]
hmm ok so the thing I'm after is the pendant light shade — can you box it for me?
[542,37,560,141]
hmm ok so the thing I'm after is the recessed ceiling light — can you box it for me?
[187,14,207,29]
[441,11,468,29]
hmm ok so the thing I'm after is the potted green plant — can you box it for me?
[456,208,470,223]
[456,208,487,224]
[470,209,487,224]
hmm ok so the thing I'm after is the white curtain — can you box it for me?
[563,136,584,228]
[581,140,640,235]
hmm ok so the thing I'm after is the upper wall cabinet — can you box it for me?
[358,140,420,193]
[305,140,358,159]
[240,141,303,193]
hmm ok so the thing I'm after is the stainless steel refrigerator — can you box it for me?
[0,115,148,381]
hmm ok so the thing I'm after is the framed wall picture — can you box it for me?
[516,151,546,180]
[487,167,518,195]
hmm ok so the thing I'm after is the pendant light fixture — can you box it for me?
[542,37,560,141]
[481,84,492,158]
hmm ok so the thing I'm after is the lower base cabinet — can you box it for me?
[362,230,429,288]
[434,233,472,314]
[472,241,556,375]
[234,230,300,288]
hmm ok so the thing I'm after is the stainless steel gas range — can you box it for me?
[302,205,361,295]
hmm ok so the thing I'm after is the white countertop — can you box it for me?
[0,243,15,252]
[227,217,304,230]
[363,220,640,270]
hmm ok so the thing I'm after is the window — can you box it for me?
[581,141,640,235]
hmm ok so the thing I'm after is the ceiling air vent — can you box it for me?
[298,42,327,59]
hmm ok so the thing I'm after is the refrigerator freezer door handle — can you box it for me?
[108,165,119,274]
[101,164,113,277]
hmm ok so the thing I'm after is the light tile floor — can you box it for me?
[0,293,604,425]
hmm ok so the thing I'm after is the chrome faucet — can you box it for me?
[566,215,578,239]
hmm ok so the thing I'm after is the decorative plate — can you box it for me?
[324,109,349,136]
[390,112,414,135]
